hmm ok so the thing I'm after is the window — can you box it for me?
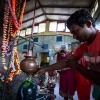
[26,28,31,35]
[68,44,72,50]
[38,23,46,33]
[49,21,57,31]
[20,30,25,36]
[34,37,38,42]
[23,44,28,49]
[65,26,70,32]
[42,44,48,50]
[91,0,98,17]
[33,26,38,33]
[57,23,65,31]
[56,36,62,42]
[95,23,100,30]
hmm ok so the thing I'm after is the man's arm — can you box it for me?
[66,57,100,86]
[76,64,100,86]
[37,54,79,73]
[39,59,67,73]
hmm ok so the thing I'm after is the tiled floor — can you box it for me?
[54,80,94,100]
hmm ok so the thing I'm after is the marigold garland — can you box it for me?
[8,38,21,82]
[11,0,26,30]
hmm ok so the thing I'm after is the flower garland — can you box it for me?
[8,38,21,82]
[7,0,21,29]
[2,0,26,82]
[2,1,10,70]
[7,0,26,30]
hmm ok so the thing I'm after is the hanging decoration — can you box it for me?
[2,0,26,82]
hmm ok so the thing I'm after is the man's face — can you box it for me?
[69,24,91,42]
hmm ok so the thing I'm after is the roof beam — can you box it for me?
[21,19,48,30]
[21,19,68,30]
[45,13,71,16]
[41,5,90,8]
[22,13,71,24]
[37,0,48,19]
[24,6,41,14]
[23,13,45,23]
[24,5,89,15]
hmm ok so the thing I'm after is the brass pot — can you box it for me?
[20,56,39,75]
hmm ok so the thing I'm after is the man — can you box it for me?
[37,9,100,86]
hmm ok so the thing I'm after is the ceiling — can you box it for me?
[21,0,100,30]
[0,0,100,36]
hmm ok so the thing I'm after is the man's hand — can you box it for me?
[36,68,46,74]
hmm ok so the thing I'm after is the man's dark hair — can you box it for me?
[67,9,95,29]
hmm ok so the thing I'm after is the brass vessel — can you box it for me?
[20,56,39,75]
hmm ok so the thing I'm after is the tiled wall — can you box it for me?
[18,35,78,54]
